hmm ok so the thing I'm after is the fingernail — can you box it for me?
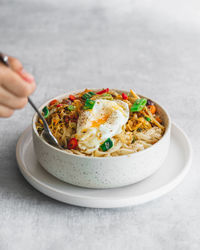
[18,69,34,83]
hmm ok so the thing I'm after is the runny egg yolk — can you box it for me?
[91,114,110,128]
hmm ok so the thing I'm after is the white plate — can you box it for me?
[16,123,192,208]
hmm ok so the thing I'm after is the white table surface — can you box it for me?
[0,0,200,249]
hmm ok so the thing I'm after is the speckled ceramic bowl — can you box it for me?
[32,89,171,189]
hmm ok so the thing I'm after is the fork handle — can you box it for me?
[28,97,49,131]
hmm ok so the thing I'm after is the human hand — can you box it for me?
[0,55,36,117]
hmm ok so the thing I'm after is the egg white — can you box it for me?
[76,99,129,153]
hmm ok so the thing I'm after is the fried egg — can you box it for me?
[76,99,129,153]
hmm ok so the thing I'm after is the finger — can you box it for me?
[18,68,35,83]
[0,66,36,97]
[7,56,23,72]
[7,56,34,83]
[0,104,14,118]
[0,86,28,109]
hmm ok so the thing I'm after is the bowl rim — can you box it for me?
[32,88,171,160]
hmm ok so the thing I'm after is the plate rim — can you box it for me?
[16,123,193,208]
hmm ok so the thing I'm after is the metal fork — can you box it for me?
[0,52,62,149]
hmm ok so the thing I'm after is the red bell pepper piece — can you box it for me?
[96,88,109,95]
[122,93,128,100]
[67,138,78,149]
[69,95,76,101]
[49,99,58,106]
[56,104,62,108]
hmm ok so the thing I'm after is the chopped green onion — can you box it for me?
[145,116,151,122]
[131,98,147,112]
[82,92,95,100]
[137,128,142,132]
[42,106,49,118]
[68,105,75,111]
[100,138,113,152]
[83,99,95,110]
[101,93,113,100]
[89,91,95,96]
[82,93,90,100]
